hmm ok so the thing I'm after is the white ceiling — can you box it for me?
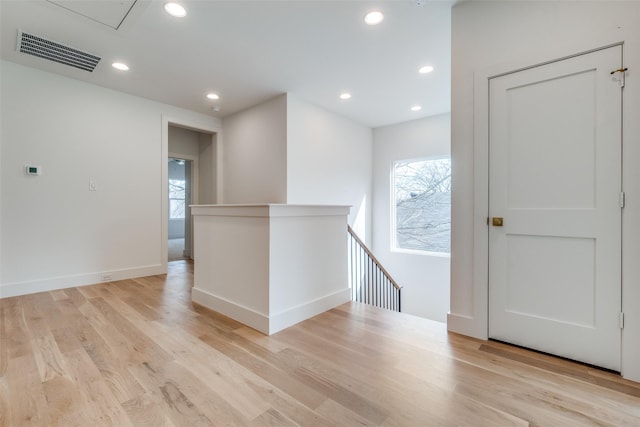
[1,0,452,128]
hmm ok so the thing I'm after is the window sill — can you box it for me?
[391,247,451,258]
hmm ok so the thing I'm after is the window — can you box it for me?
[169,179,186,219]
[393,157,451,254]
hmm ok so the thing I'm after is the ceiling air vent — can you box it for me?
[16,30,101,72]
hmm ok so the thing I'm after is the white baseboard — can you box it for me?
[192,287,270,334]
[269,288,350,334]
[447,312,488,340]
[192,286,351,335]
[0,264,165,299]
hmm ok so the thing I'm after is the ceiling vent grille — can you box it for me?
[17,30,101,72]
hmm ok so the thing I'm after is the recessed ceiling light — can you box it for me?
[112,62,129,71]
[411,105,422,111]
[206,93,220,100]
[164,2,186,17]
[339,93,352,100]
[364,11,384,25]
[419,65,435,74]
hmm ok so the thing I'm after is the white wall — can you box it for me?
[221,95,287,204]
[169,126,201,157]
[373,114,451,322]
[450,1,640,381]
[0,60,220,297]
[198,132,216,204]
[286,94,372,240]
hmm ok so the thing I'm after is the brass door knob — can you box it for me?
[492,217,504,227]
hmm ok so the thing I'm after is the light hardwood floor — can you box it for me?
[1,260,639,426]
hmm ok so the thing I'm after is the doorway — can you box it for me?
[165,124,217,265]
[168,157,190,261]
[488,45,623,371]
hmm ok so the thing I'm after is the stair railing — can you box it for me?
[348,225,402,312]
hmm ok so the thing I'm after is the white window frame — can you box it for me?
[391,156,451,257]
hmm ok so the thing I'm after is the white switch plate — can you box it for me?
[89,180,97,191]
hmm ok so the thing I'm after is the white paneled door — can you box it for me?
[488,46,623,371]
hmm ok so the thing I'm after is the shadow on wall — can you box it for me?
[352,195,367,242]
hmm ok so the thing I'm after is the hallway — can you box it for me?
[1,261,639,426]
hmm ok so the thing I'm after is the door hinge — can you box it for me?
[620,191,626,208]
[620,312,625,329]
[611,67,627,88]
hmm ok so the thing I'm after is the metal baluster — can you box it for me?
[347,226,401,312]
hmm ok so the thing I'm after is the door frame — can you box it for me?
[449,41,629,368]
[161,115,222,272]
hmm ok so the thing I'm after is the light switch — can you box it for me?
[89,180,97,191]
[25,165,42,175]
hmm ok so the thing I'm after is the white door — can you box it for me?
[488,46,623,371]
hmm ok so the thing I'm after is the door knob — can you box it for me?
[492,217,504,227]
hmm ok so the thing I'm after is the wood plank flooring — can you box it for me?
[1,260,639,426]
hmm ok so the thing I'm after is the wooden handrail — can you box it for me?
[347,225,402,290]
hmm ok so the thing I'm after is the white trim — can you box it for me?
[0,264,164,298]
[269,288,351,334]
[192,286,350,335]
[391,248,450,258]
[161,116,170,273]
[620,35,640,382]
[192,287,269,333]
[446,313,485,339]
[190,204,351,218]
[216,132,224,204]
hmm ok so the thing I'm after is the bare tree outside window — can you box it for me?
[169,179,186,219]
[393,158,451,254]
